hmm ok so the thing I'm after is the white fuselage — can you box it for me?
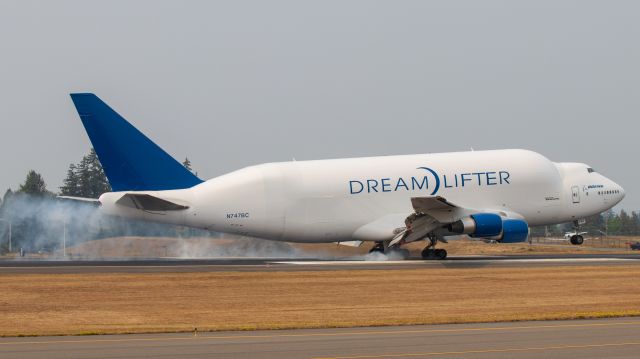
[99,149,625,243]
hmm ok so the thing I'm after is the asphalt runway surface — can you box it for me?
[0,253,639,273]
[2,317,639,359]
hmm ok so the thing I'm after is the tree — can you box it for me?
[606,211,621,235]
[582,213,605,235]
[59,164,79,196]
[632,211,640,236]
[183,157,193,172]
[183,157,198,176]
[18,170,49,196]
[85,149,111,198]
[0,189,12,211]
[619,209,633,236]
[60,149,111,198]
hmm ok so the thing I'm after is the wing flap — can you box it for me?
[411,196,458,212]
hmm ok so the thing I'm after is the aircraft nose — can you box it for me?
[610,180,625,203]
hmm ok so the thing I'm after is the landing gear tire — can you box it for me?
[369,242,385,253]
[421,248,447,260]
[570,235,584,245]
[434,248,447,259]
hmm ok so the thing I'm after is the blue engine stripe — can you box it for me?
[470,213,503,237]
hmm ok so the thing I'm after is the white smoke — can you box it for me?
[359,251,407,261]
[0,194,400,261]
[176,236,319,259]
[0,194,326,259]
[0,195,103,257]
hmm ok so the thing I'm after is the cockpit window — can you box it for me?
[587,168,595,173]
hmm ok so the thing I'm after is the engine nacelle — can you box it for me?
[448,215,529,243]
[499,218,529,243]
[448,213,503,237]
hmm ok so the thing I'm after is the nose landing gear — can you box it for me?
[570,219,586,245]
[570,235,584,245]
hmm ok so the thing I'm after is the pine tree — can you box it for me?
[605,210,621,235]
[182,157,193,172]
[86,149,111,198]
[76,153,92,197]
[619,209,632,236]
[2,189,12,204]
[632,211,640,236]
[183,157,198,176]
[18,170,49,196]
[61,149,111,198]
[0,190,11,219]
[582,213,605,235]
[60,164,79,196]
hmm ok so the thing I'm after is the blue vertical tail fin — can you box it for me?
[70,93,203,192]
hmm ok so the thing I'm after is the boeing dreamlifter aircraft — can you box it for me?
[68,93,626,259]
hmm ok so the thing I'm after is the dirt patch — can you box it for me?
[1,265,639,336]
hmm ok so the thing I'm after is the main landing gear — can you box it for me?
[369,241,410,259]
[420,236,447,260]
[368,235,447,261]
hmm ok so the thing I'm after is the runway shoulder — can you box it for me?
[2,317,640,359]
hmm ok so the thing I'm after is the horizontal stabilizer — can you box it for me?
[57,196,101,206]
[334,240,363,248]
[116,193,189,211]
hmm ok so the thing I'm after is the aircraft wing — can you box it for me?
[353,196,477,245]
[390,196,473,246]
[358,195,528,248]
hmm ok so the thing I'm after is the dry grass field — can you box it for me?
[2,265,640,336]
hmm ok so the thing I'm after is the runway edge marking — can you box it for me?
[2,321,640,346]
[272,258,635,265]
[313,341,640,359]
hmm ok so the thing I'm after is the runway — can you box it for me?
[1,317,639,359]
[1,254,639,274]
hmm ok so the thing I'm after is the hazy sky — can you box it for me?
[0,1,638,210]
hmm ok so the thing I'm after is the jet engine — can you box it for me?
[448,214,529,243]
[499,219,529,243]
[448,213,503,237]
